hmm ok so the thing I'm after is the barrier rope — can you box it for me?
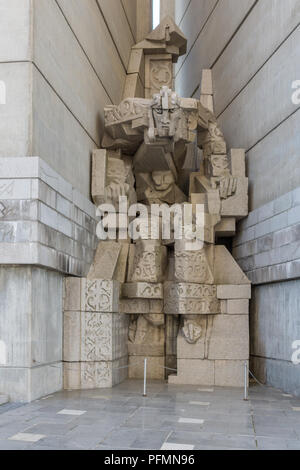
[248,368,267,387]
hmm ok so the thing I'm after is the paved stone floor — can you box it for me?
[0,380,300,450]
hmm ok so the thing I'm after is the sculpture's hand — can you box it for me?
[219,175,237,199]
[105,182,130,202]
[182,319,202,344]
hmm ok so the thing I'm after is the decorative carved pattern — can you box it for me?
[83,280,119,313]
[165,283,217,299]
[82,362,111,388]
[119,299,150,314]
[105,99,147,125]
[165,297,220,315]
[123,282,164,299]
[175,250,208,283]
[150,61,172,94]
[132,251,157,281]
[130,242,165,283]
[140,283,163,298]
[83,313,111,361]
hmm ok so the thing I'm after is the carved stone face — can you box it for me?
[151,171,175,191]
[151,86,182,140]
[152,104,182,138]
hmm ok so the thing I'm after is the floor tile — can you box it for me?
[9,432,46,443]
[161,442,195,450]
[178,418,205,425]
[57,409,86,416]
[189,401,210,406]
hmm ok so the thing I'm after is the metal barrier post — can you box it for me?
[244,361,248,401]
[143,358,147,397]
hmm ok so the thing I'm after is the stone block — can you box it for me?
[200,94,214,113]
[87,241,122,280]
[150,300,164,313]
[123,73,144,99]
[165,298,221,315]
[0,363,63,403]
[177,333,205,360]
[145,54,173,97]
[200,69,213,95]
[64,357,128,390]
[165,282,218,299]
[208,315,249,360]
[123,282,163,299]
[114,243,130,283]
[215,360,248,387]
[127,48,145,78]
[128,356,165,380]
[119,299,150,314]
[222,299,249,315]
[64,278,120,313]
[169,360,214,386]
[128,342,164,357]
[127,240,167,283]
[119,299,164,314]
[0,157,97,277]
[0,267,62,369]
[63,312,128,362]
[214,245,250,285]
[217,284,251,300]
[174,246,214,284]
[215,217,236,237]
[164,283,220,314]
[221,177,248,218]
[64,277,81,311]
[230,149,246,177]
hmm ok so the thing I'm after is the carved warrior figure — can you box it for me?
[86,17,250,386]
[100,85,237,349]
[102,86,235,197]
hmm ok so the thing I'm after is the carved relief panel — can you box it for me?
[145,55,173,98]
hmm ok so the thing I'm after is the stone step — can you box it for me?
[0,395,9,406]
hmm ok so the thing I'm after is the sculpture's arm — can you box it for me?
[197,102,236,199]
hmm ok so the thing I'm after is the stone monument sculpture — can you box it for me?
[63,17,251,389]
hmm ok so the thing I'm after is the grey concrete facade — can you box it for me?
[174,0,300,395]
[0,266,63,402]
[0,0,138,401]
[0,156,98,401]
[0,157,97,276]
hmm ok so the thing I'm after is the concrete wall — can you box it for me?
[0,0,138,401]
[0,0,137,198]
[0,266,63,402]
[175,0,300,395]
